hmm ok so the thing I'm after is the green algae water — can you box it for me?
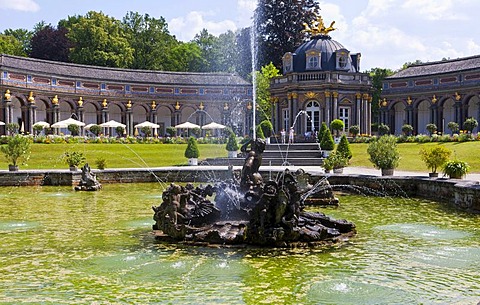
[0,184,479,304]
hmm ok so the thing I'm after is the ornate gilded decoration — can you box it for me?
[4,89,11,101]
[223,103,229,111]
[333,92,339,98]
[77,97,83,107]
[102,99,108,108]
[126,100,132,109]
[174,101,180,110]
[362,93,369,100]
[291,92,298,99]
[246,102,252,110]
[151,101,156,110]
[305,91,318,99]
[432,95,437,104]
[324,91,331,98]
[199,102,204,110]
[28,92,35,103]
[302,15,336,36]
[368,96,373,102]
[287,93,293,100]
[52,95,59,105]
[355,93,362,99]
[407,96,412,105]
[455,92,461,101]
[381,98,388,107]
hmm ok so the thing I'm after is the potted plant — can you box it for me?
[419,146,452,177]
[447,121,459,135]
[226,132,239,158]
[330,119,344,138]
[115,126,125,137]
[89,124,101,137]
[463,117,478,134]
[336,134,352,160]
[320,127,335,157]
[6,123,19,135]
[324,151,348,174]
[426,123,437,136]
[0,134,31,171]
[317,122,328,143]
[62,151,86,171]
[166,126,176,137]
[95,157,107,170]
[378,123,390,136]
[349,125,360,138]
[67,124,80,136]
[185,136,199,165]
[367,135,400,176]
[401,124,413,136]
[442,160,470,179]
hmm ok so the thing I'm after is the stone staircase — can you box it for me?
[200,143,323,166]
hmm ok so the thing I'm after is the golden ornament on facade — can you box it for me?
[302,15,336,36]
[28,91,35,103]
[305,91,318,99]
[324,91,331,98]
[174,101,180,110]
[77,97,83,107]
[102,99,108,108]
[126,100,132,109]
[355,93,362,99]
[432,95,437,104]
[4,89,11,101]
[223,102,229,111]
[407,96,412,105]
[151,101,156,110]
[246,102,252,110]
[52,95,59,105]
[455,92,461,101]
[362,93,369,100]
[291,92,298,99]
[381,98,388,107]
[199,102,204,110]
[333,91,339,98]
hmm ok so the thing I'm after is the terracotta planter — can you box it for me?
[8,165,18,172]
[381,168,394,176]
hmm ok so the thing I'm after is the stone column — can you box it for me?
[324,91,331,127]
[52,95,60,135]
[333,91,338,120]
[355,93,361,129]
[126,101,133,136]
[367,95,372,135]
[287,93,293,128]
[77,97,84,136]
[292,92,299,134]
[101,99,109,135]
[362,94,369,134]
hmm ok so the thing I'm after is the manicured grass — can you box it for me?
[349,141,480,172]
[2,143,227,170]
[2,141,479,173]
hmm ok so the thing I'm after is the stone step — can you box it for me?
[262,150,321,158]
[200,157,324,167]
[265,143,320,150]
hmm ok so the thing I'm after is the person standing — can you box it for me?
[289,127,294,144]
[281,129,286,144]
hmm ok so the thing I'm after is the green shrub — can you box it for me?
[62,151,86,167]
[349,125,360,137]
[259,120,273,138]
[426,123,437,136]
[0,135,31,166]
[115,126,125,137]
[367,135,400,170]
[463,117,478,133]
[166,126,176,137]
[95,157,107,170]
[226,132,239,151]
[443,160,470,178]
[330,119,344,137]
[67,124,80,136]
[89,124,101,136]
[378,123,390,135]
[320,128,335,151]
[401,124,413,136]
[419,146,452,174]
[6,123,19,135]
[255,125,265,139]
[336,134,352,160]
[323,151,348,170]
[318,122,328,143]
[447,121,459,134]
[184,137,199,159]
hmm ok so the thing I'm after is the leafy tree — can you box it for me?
[193,29,219,72]
[254,62,280,121]
[420,146,452,174]
[0,135,31,167]
[255,0,320,68]
[215,30,239,73]
[235,27,253,79]
[30,25,71,62]
[164,41,203,72]
[64,11,134,68]
[0,34,27,56]
[349,125,360,138]
[463,117,478,134]
[122,12,176,70]
[3,28,32,55]
[330,119,344,137]
[401,124,413,136]
[447,121,459,134]
[367,68,395,123]
[336,134,352,160]
[426,123,437,136]
[185,137,200,159]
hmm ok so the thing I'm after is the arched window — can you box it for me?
[283,53,293,74]
[306,50,321,70]
[305,101,320,132]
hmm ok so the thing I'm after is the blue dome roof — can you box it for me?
[292,35,356,72]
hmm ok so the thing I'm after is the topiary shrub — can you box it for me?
[226,132,239,152]
[320,127,335,151]
[115,126,125,137]
[378,123,390,136]
[0,134,31,169]
[67,124,80,136]
[185,136,200,159]
[349,125,360,138]
[426,123,437,136]
[443,159,470,179]
[336,134,352,160]
[447,121,459,135]
[330,119,344,137]
[89,124,101,136]
[401,124,413,136]
[463,117,478,134]
[318,122,328,143]
[166,126,176,137]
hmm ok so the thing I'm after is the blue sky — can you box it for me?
[1,0,479,71]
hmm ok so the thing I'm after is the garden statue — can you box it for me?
[153,138,355,247]
[74,163,102,191]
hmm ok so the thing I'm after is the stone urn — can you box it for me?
[381,168,394,176]
[188,158,198,166]
[333,167,344,174]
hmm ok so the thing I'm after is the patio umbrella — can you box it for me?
[0,121,4,126]
[100,120,126,128]
[201,122,226,130]
[134,121,160,129]
[84,124,97,130]
[33,121,50,128]
[174,122,200,129]
[51,118,86,128]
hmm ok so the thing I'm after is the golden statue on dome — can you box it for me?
[303,15,336,36]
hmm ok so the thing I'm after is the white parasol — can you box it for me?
[51,118,86,128]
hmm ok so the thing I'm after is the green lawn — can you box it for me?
[7,143,227,170]
[3,141,480,173]
[350,141,480,173]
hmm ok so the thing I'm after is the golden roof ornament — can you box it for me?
[223,102,229,111]
[28,92,35,103]
[303,15,336,37]
[126,100,132,109]
[102,99,108,108]
[77,97,83,107]
[174,101,180,110]
[199,102,204,110]
[455,92,461,101]
[407,96,412,105]
[432,95,437,104]
[52,95,59,105]
[381,98,388,107]
[151,101,156,110]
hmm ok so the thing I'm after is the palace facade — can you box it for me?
[380,56,480,135]
[270,21,373,138]
[0,54,252,136]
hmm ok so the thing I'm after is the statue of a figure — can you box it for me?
[75,163,102,191]
[240,138,266,191]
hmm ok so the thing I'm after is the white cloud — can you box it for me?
[401,0,466,20]
[237,0,257,11]
[0,0,40,12]
[169,11,237,41]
